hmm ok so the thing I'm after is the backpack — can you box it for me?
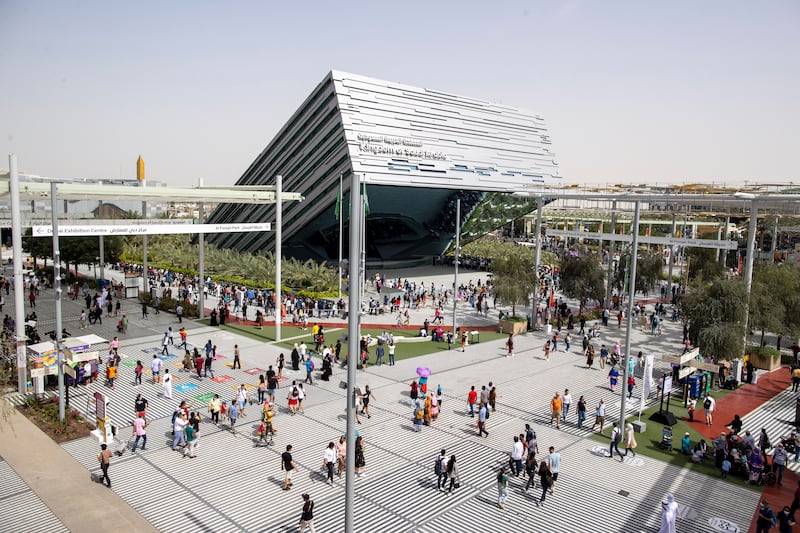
[703,398,711,409]
[171,410,179,424]
[434,457,443,475]
[292,387,299,398]
[415,408,423,420]
[484,408,490,420]
[309,360,315,371]
[613,429,622,444]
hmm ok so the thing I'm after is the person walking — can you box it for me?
[360,385,375,419]
[445,455,460,493]
[561,389,572,421]
[162,369,172,399]
[208,394,221,425]
[304,357,314,385]
[467,385,477,417]
[160,332,169,356]
[232,344,242,369]
[298,493,315,533]
[704,395,716,426]
[659,493,679,533]
[97,443,112,488]
[756,500,776,533]
[435,449,448,491]
[592,399,606,432]
[496,467,509,509]
[543,339,551,361]
[172,411,187,450]
[506,333,514,357]
[773,443,788,486]
[282,445,298,490]
[577,395,587,428]
[546,446,561,494]
[204,349,214,378]
[132,412,147,452]
[183,421,197,458]
[178,327,188,349]
[477,403,489,437]
[134,360,143,387]
[335,436,346,478]
[609,422,625,461]
[227,400,239,433]
[550,392,562,429]
[355,435,366,478]
[323,442,337,485]
[510,436,524,476]
[624,423,637,457]
[536,460,552,507]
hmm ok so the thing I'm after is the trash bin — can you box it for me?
[545,324,552,335]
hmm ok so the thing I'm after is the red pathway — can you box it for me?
[687,365,797,532]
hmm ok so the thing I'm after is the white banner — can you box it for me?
[640,354,655,412]
[31,222,271,237]
[546,229,738,250]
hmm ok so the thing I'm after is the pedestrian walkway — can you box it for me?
[0,408,157,533]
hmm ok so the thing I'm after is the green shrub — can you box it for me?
[746,345,781,360]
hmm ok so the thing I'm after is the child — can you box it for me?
[688,398,697,422]
[721,458,731,479]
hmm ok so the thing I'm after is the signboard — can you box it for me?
[32,222,271,237]
[63,364,76,379]
[662,348,700,365]
[30,365,59,378]
[94,391,107,420]
[640,354,655,412]
[663,376,673,395]
[678,366,695,380]
[65,350,98,364]
[546,229,738,250]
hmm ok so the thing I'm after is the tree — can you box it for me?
[750,263,800,348]
[558,254,606,304]
[682,278,747,360]
[491,249,537,317]
[686,247,725,283]
[612,250,663,296]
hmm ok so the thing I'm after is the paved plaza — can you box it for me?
[0,265,768,532]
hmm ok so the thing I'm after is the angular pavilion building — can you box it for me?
[206,70,560,264]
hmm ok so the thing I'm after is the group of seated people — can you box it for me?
[681,414,797,484]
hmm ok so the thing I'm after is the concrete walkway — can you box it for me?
[0,407,157,532]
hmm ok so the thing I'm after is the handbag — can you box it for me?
[454,481,461,488]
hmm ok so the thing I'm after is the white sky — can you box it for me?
[1,1,797,188]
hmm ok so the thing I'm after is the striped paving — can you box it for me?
[56,317,761,532]
[0,459,68,533]
[739,383,800,470]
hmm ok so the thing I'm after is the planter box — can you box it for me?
[498,319,527,335]
[748,352,780,372]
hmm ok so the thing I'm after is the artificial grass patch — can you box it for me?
[588,387,757,490]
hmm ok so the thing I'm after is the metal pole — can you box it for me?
[344,171,361,533]
[619,201,641,429]
[532,198,543,326]
[742,201,759,355]
[10,155,27,393]
[452,199,460,335]
[360,175,366,312]
[338,172,343,300]
[667,215,676,300]
[771,216,779,262]
[275,175,282,342]
[605,201,617,308]
[198,177,205,319]
[141,179,148,298]
[723,216,731,268]
[98,198,105,287]
[51,183,65,422]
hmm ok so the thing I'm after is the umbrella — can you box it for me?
[416,366,431,377]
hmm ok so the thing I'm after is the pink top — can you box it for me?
[134,417,146,436]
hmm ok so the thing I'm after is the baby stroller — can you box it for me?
[760,463,776,487]
[660,426,673,451]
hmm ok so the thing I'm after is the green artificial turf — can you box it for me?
[588,386,757,490]
[201,321,507,363]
